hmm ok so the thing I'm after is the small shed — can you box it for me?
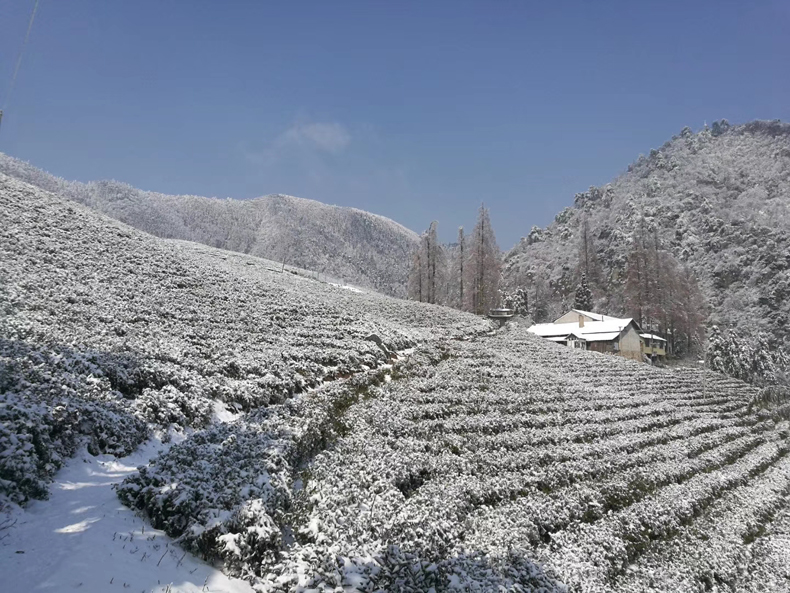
[488,308,515,327]
[640,333,667,358]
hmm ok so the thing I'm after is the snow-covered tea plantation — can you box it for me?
[3,171,790,592]
[276,330,790,592]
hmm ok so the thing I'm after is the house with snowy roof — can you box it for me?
[640,333,667,359]
[528,309,644,361]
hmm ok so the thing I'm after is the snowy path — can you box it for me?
[0,437,254,593]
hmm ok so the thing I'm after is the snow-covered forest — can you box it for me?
[503,121,790,364]
[408,205,502,315]
[0,153,419,297]
[3,168,790,592]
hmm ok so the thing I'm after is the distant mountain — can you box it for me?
[504,120,790,349]
[0,153,418,296]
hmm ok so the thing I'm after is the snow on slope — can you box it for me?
[0,434,254,593]
[0,170,487,504]
[111,318,790,592]
[0,152,419,296]
[0,171,488,591]
[4,167,790,591]
[261,326,790,592]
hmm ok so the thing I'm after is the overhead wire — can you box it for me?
[0,0,40,132]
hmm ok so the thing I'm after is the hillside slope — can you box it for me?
[0,171,485,507]
[0,172,484,592]
[0,153,418,296]
[266,327,790,592]
[3,168,790,592]
[505,120,790,347]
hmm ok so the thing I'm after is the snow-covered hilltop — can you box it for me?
[0,153,419,297]
[504,120,790,353]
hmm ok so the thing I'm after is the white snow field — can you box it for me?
[2,171,790,592]
[0,435,254,593]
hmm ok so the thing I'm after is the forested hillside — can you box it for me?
[504,120,790,360]
[0,153,418,296]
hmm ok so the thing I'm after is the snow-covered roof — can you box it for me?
[545,335,570,342]
[640,333,667,342]
[529,323,572,338]
[529,312,637,343]
[567,309,605,321]
[581,331,622,342]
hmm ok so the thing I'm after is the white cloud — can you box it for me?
[244,121,352,168]
[279,122,351,154]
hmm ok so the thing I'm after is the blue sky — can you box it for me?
[1,1,788,247]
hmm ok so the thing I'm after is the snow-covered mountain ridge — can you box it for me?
[4,171,790,591]
[0,152,419,296]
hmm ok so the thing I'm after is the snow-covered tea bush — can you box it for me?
[0,339,148,504]
[0,173,490,505]
[118,362,419,579]
[259,325,789,592]
[117,323,789,591]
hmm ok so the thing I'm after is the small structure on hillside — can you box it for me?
[488,308,515,327]
[640,333,667,361]
[528,309,644,361]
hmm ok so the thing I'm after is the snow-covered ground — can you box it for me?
[0,172,489,591]
[0,170,489,507]
[0,435,253,593]
[3,171,790,592]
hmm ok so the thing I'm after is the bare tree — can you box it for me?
[625,238,647,326]
[464,204,501,315]
[531,273,550,322]
[625,225,707,356]
[446,226,466,310]
[577,213,602,287]
[407,221,446,304]
[426,221,446,304]
[625,219,660,329]
[407,247,424,302]
[674,264,707,355]
[457,226,465,310]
